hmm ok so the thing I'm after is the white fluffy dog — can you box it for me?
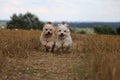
[54,24,72,52]
[40,22,55,52]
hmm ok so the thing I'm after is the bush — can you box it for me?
[94,25,116,35]
[77,30,87,34]
[7,12,44,30]
[116,26,120,35]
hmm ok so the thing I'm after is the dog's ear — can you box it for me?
[55,26,59,30]
[46,21,53,25]
[43,21,53,28]
[57,23,62,27]
[64,24,69,29]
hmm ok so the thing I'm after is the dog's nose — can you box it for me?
[48,32,50,34]
[60,33,64,36]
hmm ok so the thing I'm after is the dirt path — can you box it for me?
[1,50,83,80]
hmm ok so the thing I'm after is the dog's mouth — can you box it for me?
[59,33,65,39]
[45,32,52,37]
[60,33,64,37]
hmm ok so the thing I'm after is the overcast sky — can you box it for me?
[0,0,120,22]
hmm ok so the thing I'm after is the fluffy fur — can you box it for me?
[40,22,55,52]
[54,24,72,52]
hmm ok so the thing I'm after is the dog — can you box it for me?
[40,22,55,52]
[54,23,72,52]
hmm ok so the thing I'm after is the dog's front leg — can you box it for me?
[62,43,71,52]
[46,41,54,52]
[40,41,48,52]
[54,43,63,53]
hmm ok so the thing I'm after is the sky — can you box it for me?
[0,0,120,22]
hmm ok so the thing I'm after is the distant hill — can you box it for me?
[0,20,120,28]
[0,20,8,23]
[54,22,120,28]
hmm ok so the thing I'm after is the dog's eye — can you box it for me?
[59,30,61,32]
[45,29,48,31]
[50,29,52,31]
[64,30,67,32]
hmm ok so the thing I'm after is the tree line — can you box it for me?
[94,25,120,35]
[7,12,120,35]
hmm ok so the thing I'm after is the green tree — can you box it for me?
[94,25,116,35]
[7,12,44,30]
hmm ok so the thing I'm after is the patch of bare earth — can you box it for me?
[1,51,83,80]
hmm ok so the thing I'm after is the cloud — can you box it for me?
[0,0,120,21]
[1,0,23,12]
[27,7,50,15]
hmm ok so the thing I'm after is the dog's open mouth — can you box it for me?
[59,34,65,39]
[46,33,52,35]
[60,34,64,37]
[45,33,52,37]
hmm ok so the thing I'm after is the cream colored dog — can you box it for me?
[40,22,55,52]
[54,24,72,52]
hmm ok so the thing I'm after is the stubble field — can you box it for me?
[0,29,120,80]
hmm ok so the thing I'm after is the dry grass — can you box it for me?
[0,29,120,80]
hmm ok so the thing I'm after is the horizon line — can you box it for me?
[0,19,120,23]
